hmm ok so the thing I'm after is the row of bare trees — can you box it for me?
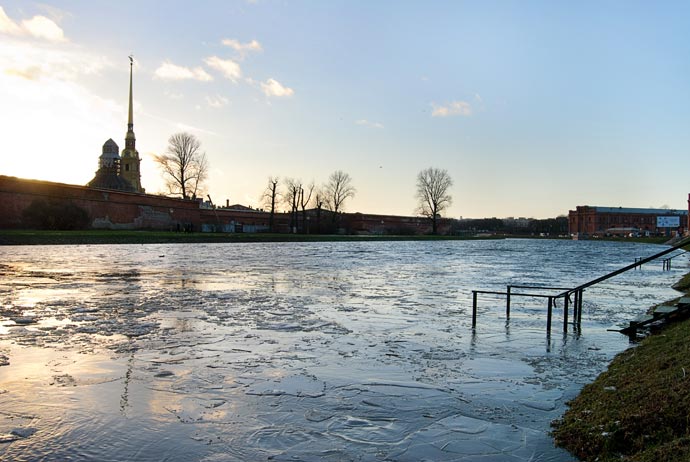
[154,132,455,234]
[262,171,356,232]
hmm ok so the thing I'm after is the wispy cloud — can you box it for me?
[164,90,184,100]
[355,119,384,129]
[175,122,219,136]
[206,95,229,108]
[204,56,242,82]
[221,38,262,59]
[0,6,65,42]
[260,78,294,97]
[1,39,112,82]
[431,100,472,117]
[154,61,213,81]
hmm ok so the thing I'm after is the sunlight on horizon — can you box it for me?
[1,2,689,217]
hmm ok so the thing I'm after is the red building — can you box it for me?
[568,205,688,237]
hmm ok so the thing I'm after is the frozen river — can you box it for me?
[0,239,687,461]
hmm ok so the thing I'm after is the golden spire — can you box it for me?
[127,55,134,132]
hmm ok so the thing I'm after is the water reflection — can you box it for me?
[0,240,687,461]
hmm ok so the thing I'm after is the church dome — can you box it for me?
[99,138,121,168]
[102,138,120,155]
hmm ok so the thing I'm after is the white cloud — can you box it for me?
[22,15,65,42]
[0,6,65,42]
[154,61,213,81]
[221,38,262,59]
[206,95,229,108]
[204,56,242,82]
[355,119,384,129]
[0,39,112,82]
[431,100,472,117]
[260,78,294,97]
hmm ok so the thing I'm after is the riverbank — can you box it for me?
[552,271,690,461]
[0,229,502,246]
[0,229,673,246]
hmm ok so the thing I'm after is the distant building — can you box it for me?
[87,57,143,193]
[568,206,688,237]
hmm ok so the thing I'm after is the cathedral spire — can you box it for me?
[127,55,134,134]
[120,55,143,193]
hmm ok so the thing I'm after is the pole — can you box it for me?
[547,296,553,333]
[472,291,477,329]
[506,285,511,319]
[573,290,580,324]
[563,292,569,333]
[564,293,569,330]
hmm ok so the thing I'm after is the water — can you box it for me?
[0,239,687,461]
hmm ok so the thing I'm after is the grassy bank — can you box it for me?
[0,229,502,246]
[552,284,690,461]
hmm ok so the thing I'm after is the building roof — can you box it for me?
[590,206,687,215]
[87,170,135,192]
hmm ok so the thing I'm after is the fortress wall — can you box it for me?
[0,176,200,230]
[0,175,442,234]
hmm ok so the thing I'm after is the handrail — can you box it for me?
[471,235,690,334]
[509,284,573,291]
[556,236,690,298]
[662,251,688,271]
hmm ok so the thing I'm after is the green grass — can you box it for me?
[552,297,690,461]
[0,229,501,245]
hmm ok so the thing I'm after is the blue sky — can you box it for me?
[1,1,688,218]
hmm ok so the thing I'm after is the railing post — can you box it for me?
[577,289,584,325]
[547,296,553,333]
[506,285,511,319]
[472,291,477,329]
[563,292,569,333]
[564,293,569,323]
[573,290,579,327]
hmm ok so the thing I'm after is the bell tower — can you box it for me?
[120,56,143,193]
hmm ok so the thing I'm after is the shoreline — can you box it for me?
[552,267,690,461]
[0,230,503,246]
[0,229,672,246]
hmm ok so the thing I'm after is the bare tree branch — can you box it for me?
[261,176,279,232]
[283,178,302,233]
[299,181,315,233]
[415,167,453,235]
[324,170,356,221]
[154,132,208,199]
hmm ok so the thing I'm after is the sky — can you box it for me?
[1,1,689,219]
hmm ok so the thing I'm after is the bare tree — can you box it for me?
[313,187,325,233]
[299,181,315,233]
[324,170,356,222]
[283,178,302,233]
[416,167,453,235]
[154,132,208,199]
[262,176,279,232]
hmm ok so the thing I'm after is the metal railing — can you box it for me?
[471,236,690,333]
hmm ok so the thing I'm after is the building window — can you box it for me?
[125,164,130,171]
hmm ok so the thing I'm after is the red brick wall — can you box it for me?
[568,205,688,236]
[0,175,201,230]
[1,175,449,235]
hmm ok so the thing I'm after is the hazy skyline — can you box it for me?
[1,1,688,218]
